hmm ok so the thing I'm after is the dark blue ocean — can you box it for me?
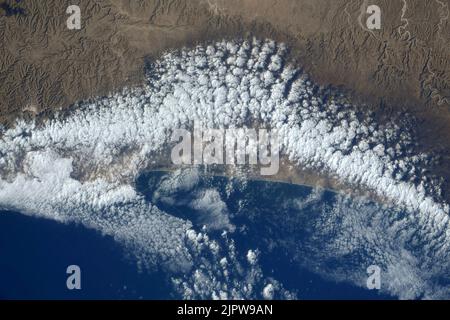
[0,171,393,299]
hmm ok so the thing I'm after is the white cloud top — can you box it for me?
[0,38,449,299]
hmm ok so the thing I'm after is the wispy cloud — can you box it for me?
[0,39,449,299]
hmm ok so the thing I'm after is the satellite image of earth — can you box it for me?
[0,0,450,301]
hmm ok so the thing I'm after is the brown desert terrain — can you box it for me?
[0,0,449,196]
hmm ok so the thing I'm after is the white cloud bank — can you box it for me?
[263,188,450,299]
[0,39,449,299]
